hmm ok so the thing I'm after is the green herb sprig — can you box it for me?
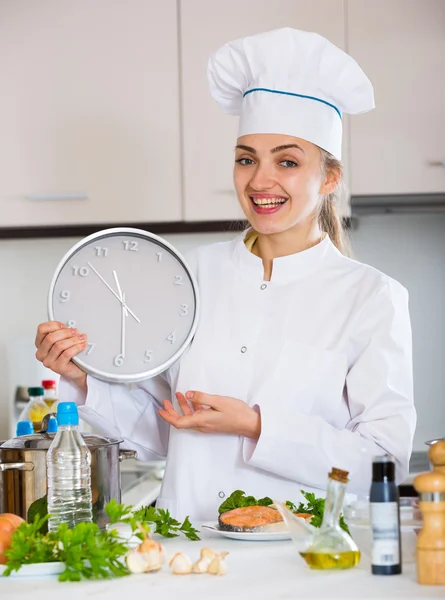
[3,515,55,571]
[218,490,273,514]
[111,502,200,541]
[105,499,200,541]
[295,490,350,534]
[3,499,200,581]
[4,516,130,581]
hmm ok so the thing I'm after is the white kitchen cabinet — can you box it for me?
[0,0,181,227]
[348,0,445,196]
[180,0,350,221]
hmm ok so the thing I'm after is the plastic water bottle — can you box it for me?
[47,402,93,531]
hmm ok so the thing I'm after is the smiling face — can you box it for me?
[233,134,339,236]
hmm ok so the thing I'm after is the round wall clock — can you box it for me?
[48,228,199,383]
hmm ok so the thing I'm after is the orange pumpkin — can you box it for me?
[0,513,25,564]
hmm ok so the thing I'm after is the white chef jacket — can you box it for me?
[60,232,416,522]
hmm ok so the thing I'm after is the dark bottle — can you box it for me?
[370,455,402,575]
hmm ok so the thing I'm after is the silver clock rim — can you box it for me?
[47,227,200,383]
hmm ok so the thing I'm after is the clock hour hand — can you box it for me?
[121,292,128,358]
[88,262,140,323]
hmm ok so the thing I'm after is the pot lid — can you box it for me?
[0,432,123,450]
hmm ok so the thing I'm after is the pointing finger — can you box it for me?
[186,391,221,411]
[161,399,179,418]
[176,392,194,416]
[158,409,198,430]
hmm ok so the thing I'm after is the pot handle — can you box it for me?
[39,412,57,434]
[0,462,34,472]
[119,449,137,462]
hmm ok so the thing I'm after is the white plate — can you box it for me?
[0,561,65,578]
[202,522,291,542]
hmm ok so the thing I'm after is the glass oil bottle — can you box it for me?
[300,467,360,569]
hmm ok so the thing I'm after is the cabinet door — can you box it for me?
[180,0,348,221]
[0,0,181,227]
[348,0,445,195]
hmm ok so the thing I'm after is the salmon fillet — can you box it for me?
[218,505,284,532]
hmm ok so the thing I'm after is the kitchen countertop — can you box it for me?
[1,531,444,599]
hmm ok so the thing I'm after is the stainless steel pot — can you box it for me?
[0,416,136,527]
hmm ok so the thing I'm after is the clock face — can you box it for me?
[48,228,199,383]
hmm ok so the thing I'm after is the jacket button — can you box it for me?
[261,283,267,290]
[240,346,247,353]
[218,491,225,499]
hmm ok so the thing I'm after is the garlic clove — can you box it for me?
[208,554,228,576]
[200,547,217,561]
[138,536,164,556]
[126,547,164,573]
[126,549,152,574]
[169,552,193,575]
[126,534,165,573]
[140,549,165,572]
[192,557,211,574]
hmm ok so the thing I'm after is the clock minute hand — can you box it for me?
[88,262,141,323]
[113,270,124,303]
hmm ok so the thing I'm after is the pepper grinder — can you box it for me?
[413,440,445,585]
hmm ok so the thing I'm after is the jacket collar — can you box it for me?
[232,228,337,284]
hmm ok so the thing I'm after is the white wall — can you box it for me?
[1,214,444,450]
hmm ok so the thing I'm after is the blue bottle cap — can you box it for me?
[57,402,79,426]
[47,416,58,433]
[16,420,34,436]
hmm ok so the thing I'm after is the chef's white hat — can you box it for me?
[208,28,374,160]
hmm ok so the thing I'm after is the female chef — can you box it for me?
[35,28,416,521]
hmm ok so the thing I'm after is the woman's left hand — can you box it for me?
[158,391,261,440]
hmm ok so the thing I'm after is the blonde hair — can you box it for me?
[318,149,350,256]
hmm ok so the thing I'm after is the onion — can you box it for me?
[0,513,25,564]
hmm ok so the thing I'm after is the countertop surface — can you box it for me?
[1,531,444,599]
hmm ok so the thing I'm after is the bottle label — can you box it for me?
[370,502,400,566]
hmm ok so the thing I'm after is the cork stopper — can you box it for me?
[329,467,349,483]
[429,440,445,474]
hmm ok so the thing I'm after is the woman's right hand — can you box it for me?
[35,321,88,392]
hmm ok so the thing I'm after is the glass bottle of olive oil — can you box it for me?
[300,468,360,570]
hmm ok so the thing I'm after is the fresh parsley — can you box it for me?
[131,506,200,541]
[104,498,133,523]
[105,499,200,541]
[3,515,55,572]
[285,500,297,512]
[54,522,130,582]
[3,500,200,580]
[3,516,130,581]
[218,490,273,514]
[295,490,350,534]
